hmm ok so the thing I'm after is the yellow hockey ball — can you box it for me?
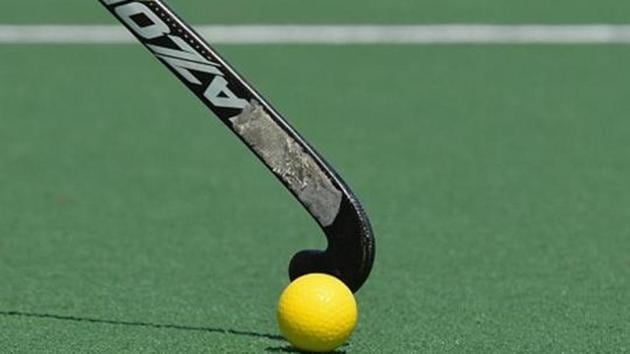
[277,273,358,352]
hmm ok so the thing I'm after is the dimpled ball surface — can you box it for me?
[277,273,358,352]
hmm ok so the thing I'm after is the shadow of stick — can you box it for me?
[0,310,283,341]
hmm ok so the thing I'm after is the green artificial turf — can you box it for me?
[1,44,629,352]
[3,0,630,25]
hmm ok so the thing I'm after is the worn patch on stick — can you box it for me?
[230,101,342,226]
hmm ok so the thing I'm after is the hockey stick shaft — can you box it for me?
[100,0,374,292]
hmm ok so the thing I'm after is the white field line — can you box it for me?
[2,24,630,44]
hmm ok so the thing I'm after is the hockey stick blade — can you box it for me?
[99,0,375,292]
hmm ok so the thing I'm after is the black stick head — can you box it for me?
[289,197,375,293]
